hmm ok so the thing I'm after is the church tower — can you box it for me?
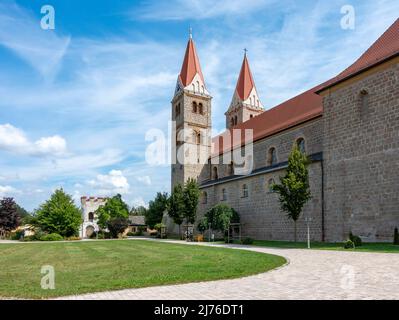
[171,32,212,189]
[225,52,264,129]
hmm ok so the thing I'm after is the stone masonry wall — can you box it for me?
[198,119,324,241]
[322,61,399,242]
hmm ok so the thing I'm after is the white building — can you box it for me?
[80,196,108,238]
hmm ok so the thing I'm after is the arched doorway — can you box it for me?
[86,225,95,238]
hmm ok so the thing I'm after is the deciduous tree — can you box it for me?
[145,192,168,229]
[271,145,311,242]
[0,197,21,236]
[168,184,185,237]
[96,194,129,230]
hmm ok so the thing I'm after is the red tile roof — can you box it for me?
[211,18,399,157]
[179,38,205,87]
[212,85,323,156]
[317,18,399,92]
[235,54,256,100]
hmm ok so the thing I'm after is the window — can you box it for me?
[360,89,369,117]
[202,192,207,204]
[268,178,275,192]
[296,138,305,154]
[199,103,203,114]
[231,117,234,127]
[88,212,94,222]
[250,114,253,119]
[196,81,200,92]
[201,85,205,94]
[213,166,218,180]
[192,101,197,113]
[192,84,195,92]
[196,132,201,144]
[221,188,227,201]
[234,115,238,126]
[242,184,248,198]
[268,147,277,166]
[175,103,180,116]
[228,161,234,175]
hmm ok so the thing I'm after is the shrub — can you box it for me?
[66,236,81,241]
[21,229,45,241]
[349,232,362,247]
[106,217,129,238]
[241,237,254,245]
[11,230,24,240]
[224,236,232,244]
[22,235,36,242]
[40,233,64,241]
[394,227,399,245]
[344,239,355,249]
[91,231,111,239]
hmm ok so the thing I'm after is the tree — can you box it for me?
[204,203,240,233]
[96,194,129,230]
[35,189,82,237]
[145,192,168,229]
[107,217,129,238]
[0,198,21,236]
[130,206,147,216]
[167,184,185,237]
[183,178,200,224]
[14,203,35,225]
[271,145,311,242]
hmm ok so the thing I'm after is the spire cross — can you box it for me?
[244,48,248,55]
[189,26,193,39]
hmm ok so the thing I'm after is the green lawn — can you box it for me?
[0,240,285,299]
[247,240,399,253]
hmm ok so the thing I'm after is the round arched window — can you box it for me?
[296,138,305,153]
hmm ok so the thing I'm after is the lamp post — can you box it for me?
[305,216,312,249]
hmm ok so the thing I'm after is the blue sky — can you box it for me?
[0,0,398,211]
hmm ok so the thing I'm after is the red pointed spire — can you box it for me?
[235,53,256,101]
[179,38,205,87]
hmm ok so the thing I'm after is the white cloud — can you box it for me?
[0,185,19,197]
[136,175,152,186]
[88,170,130,195]
[0,1,70,78]
[0,124,67,157]
[135,0,274,20]
[34,135,67,156]
[131,196,148,208]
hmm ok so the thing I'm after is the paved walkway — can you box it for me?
[57,239,399,300]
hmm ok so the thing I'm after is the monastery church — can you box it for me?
[170,20,399,242]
